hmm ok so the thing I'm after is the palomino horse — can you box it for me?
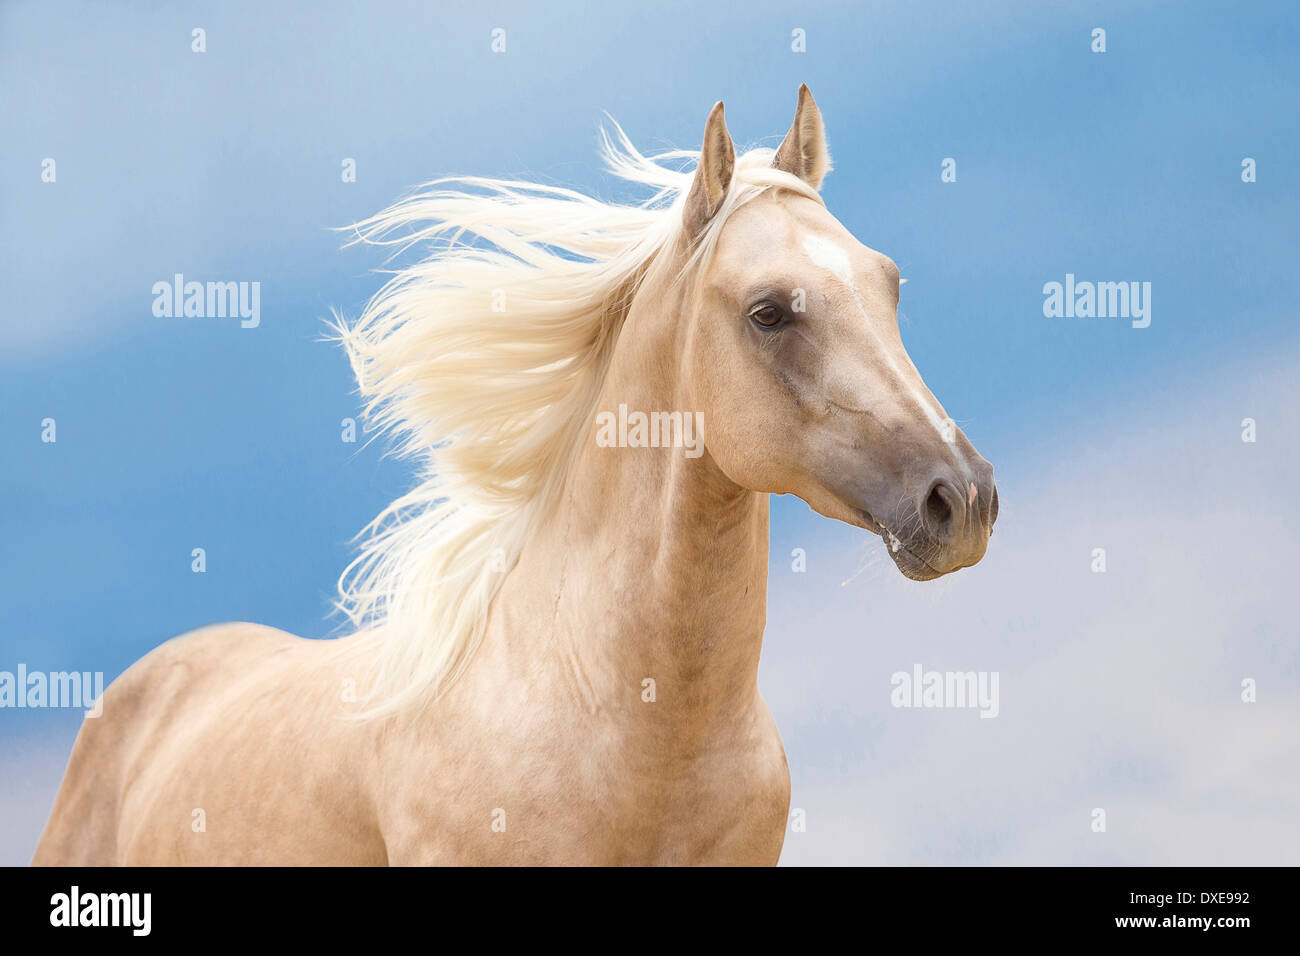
[35,86,996,866]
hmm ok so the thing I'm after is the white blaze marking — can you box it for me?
[800,233,951,441]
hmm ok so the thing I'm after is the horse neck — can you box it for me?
[495,252,770,724]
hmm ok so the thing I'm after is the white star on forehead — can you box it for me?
[801,234,853,284]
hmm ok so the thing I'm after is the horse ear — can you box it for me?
[683,101,735,238]
[773,83,831,189]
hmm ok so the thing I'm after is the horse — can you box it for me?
[33,85,997,866]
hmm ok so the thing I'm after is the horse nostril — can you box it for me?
[923,480,958,540]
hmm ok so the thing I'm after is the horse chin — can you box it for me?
[838,503,947,581]
[885,544,945,582]
[823,499,943,581]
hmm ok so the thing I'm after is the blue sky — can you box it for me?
[2,0,1298,863]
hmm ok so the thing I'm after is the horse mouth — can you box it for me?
[883,541,944,581]
[852,508,944,581]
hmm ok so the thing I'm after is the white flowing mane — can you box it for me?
[332,121,824,718]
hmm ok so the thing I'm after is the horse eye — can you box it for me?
[748,304,783,328]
